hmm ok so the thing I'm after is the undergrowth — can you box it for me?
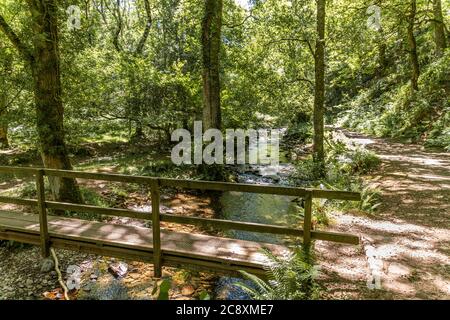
[293,131,382,220]
[236,246,320,300]
[336,51,450,150]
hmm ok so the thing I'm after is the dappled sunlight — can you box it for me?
[317,130,450,299]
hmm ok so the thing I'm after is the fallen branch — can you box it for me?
[50,248,70,301]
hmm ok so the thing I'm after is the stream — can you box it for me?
[215,160,303,299]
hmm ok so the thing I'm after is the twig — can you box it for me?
[50,248,70,301]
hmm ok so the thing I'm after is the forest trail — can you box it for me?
[317,129,450,300]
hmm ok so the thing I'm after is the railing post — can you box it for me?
[151,181,162,278]
[303,190,313,248]
[36,169,50,258]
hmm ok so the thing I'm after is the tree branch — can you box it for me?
[135,0,152,55]
[265,38,315,58]
[0,14,34,63]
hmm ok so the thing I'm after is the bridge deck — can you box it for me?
[0,211,289,275]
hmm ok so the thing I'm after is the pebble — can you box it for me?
[40,258,55,273]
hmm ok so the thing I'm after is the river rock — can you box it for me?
[40,258,55,273]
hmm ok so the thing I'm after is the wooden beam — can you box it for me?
[0,166,362,200]
[151,185,162,278]
[45,201,151,220]
[160,213,304,236]
[311,230,359,245]
[312,189,361,201]
[160,178,308,197]
[36,170,50,257]
[0,196,37,207]
[303,190,313,247]
[0,166,37,175]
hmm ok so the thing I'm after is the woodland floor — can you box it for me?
[317,129,450,300]
[1,131,449,300]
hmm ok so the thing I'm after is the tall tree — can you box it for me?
[0,51,9,149]
[0,97,8,149]
[407,0,420,91]
[313,0,326,175]
[0,1,82,202]
[432,0,447,57]
[202,0,223,130]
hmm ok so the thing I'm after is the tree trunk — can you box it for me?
[30,0,82,203]
[313,0,326,176]
[433,0,447,57]
[202,0,222,131]
[0,95,8,149]
[377,27,388,77]
[0,124,8,149]
[407,0,420,91]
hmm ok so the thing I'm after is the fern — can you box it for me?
[235,246,320,300]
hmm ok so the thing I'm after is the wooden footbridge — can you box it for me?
[0,166,360,277]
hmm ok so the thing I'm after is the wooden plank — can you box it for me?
[1,166,361,200]
[0,166,37,175]
[160,178,308,196]
[303,190,312,247]
[45,201,151,220]
[36,170,50,257]
[43,169,158,185]
[0,211,287,269]
[0,229,266,276]
[0,196,37,207]
[312,189,361,201]
[311,230,359,245]
[160,213,304,236]
[4,199,304,236]
[151,186,162,277]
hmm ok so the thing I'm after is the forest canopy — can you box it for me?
[0,0,449,166]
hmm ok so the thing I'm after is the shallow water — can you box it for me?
[216,163,302,299]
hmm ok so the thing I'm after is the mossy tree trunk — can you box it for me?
[202,0,222,131]
[30,0,82,203]
[433,0,447,57]
[0,97,8,149]
[313,0,326,176]
[0,1,82,203]
[0,48,10,149]
[407,0,420,92]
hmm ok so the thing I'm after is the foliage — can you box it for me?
[337,51,450,149]
[152,279,172,300]
[293,131,382,215]
[235,246,320,300]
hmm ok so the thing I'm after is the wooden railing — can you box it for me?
[0,166,361,277]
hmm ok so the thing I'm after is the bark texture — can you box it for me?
[0,1,82,203]
[202,0,223,131]
[433,0,447,57]
[407,0,420,91]
[313,0,326,175]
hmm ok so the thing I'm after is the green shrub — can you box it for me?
[235,247,320,300]
[293,132,382,216]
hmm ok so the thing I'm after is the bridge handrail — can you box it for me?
[0,166,361,277]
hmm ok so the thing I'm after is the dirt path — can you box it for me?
[317,130,450,300]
